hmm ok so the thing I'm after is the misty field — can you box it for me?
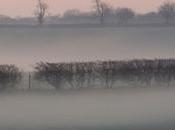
[0,89,175,130]
[0,26,175,70]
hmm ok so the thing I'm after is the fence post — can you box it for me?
[29,73,31,90]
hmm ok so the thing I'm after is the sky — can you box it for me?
[0,0,172,17]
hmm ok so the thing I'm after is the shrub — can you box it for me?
[0,65,22,90]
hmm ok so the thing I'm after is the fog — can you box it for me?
[0,89,175,129]
[0,26,175,70]
[1,26,175,129]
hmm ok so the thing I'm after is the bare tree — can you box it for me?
[35,0,48,25]
[93,0,111,24]
[98,61,118,89]
[34,62,65,90]
[115,8,135,24]
[158,1,175,24]
[0,65,22,91]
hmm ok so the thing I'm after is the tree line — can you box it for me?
[34,59,175,90]
[35,0,175,25]
[3,59,175,91]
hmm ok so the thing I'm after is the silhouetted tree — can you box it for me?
[158,1,175,24]
[85,62,97,88]
[71,63,87,89]
[97,61,117,88]
[34,62,64,90]
[93,0,111,24]
[115,8,135,24]
[0,65,22,90]
[35,0,48,25]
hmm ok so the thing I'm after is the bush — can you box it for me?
[0,65,22,90]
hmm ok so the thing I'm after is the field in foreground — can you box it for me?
[0,88,175,129]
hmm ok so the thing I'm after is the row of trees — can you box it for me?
[2,59,175,91]
[34,59,175,90]
[35,0,175,25]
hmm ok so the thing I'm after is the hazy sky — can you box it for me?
[0,0,172,17]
